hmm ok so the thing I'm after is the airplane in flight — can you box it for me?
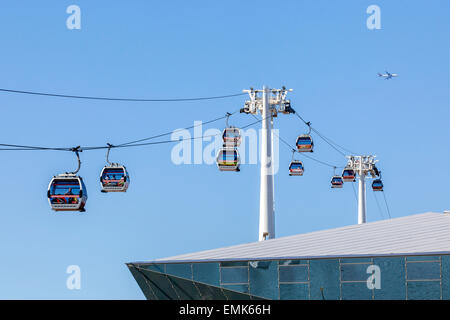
[378,71,398,80]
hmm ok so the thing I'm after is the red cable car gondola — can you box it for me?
[222,127,241,147]
[289,160,304,176]
[296,134,314,152]
[47,147,87,212]
[331,176,344,188]
[372,179,384,191]
[342,168,356,182]
[100,144,130,193]
[216,148,240,172]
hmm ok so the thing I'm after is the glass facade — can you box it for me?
[128,254,450,300]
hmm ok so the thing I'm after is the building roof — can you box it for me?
[149,212,450,263]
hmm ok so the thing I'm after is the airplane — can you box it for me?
[378,71,398,80]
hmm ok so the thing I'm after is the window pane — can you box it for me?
[165,263,192,280]
[407,262,440,280]
[341,264,371,281]
[279,260,308,266]
[280,283,309,300]
[373,257,406,300]
[220,267,248,284]
[279,265,308,283]
[220,261,248,267]
[341,282,373,300]
[406,256,440,262]
[193,263,220,286]
[340,258,372,264]
[309,259,340,300]
[407,281,441,300]
[222,284,249,295]
[443,255,450,300]
[249,261,278,299]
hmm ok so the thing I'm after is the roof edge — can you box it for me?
[130,250,450,265]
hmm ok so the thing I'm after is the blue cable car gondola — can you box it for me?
[222,127,241,147]
[216,148,240,172]
[47,147,87,212]
[296,134,314,152]
[48,174,87,212]
[372,179,384,191]
[222,113,241,147]
[289,160,304,176]
[342,168,356,182]
[100,165,129,193]
[100,144,130,193]
[331,175,344,188]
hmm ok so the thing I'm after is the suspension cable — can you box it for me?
[293,110,357,156]
[0,88,247,102]
[275,130,343,169]
[382,191,392,219]
[0,117,264,153]
[351,182,358,202]
[115,110,239,147]
[0,143,71,151]
[372,190,385,219]
[0,110,241,152]
[249,113,343,169]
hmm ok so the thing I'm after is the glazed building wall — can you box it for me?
[141,255,450,300]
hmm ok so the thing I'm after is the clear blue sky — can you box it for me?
[0,1,449,299]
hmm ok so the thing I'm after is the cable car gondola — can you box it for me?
[222,127,241,147]
[289,160,304,176]
[296,134,314,152]
[47,147,87,212]
[372,179,383,191]
[100,165,129,193]
[331,175,344,188]
[100,144,130,193]
[216,148,240,172]
[48,174,87,212]
[342,168,356,182]
[222,113,241,147]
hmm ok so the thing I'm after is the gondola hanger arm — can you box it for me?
[306,121,312,135]
[225,112,232,128]
[67,146,82,175]
[106,143,114,166]
[291,148,297,161]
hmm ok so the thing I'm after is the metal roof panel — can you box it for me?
[139,212,450,263]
